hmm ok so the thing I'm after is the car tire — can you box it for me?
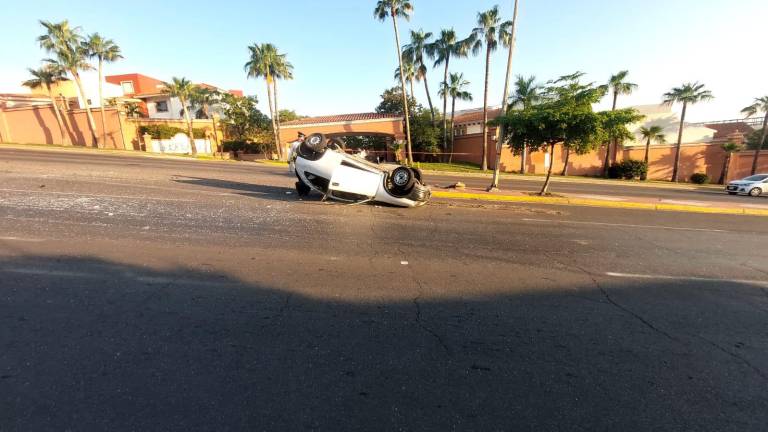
[305,133,327,153]
[295,181,311,197]
[749,188,762,197]
[412,168,423,183]
[391,166,416,192]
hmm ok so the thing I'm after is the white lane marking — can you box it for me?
[571,194,627,202]
[0,236,44,242]
[605,272,768,288]
[0,188,194,202]
[521,218,729,233]
[0,267,240,287]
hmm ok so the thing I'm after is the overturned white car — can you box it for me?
[289,133,430,207]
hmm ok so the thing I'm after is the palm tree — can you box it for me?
[662,82,714,182]
[191,87,221,119]
[375,0,414,166]
[602,71,638,175]
[84,33,122,148]
[741,96,768,175]
[394,60,416,100]
[471,6,513,171]
[245,43,288,159]
[719,141,741,185]
[638,125,666,180]
[271,54,294,156]
[509,75,541,174]
[427,29,473,157]
[162,77,197,156]
[438,73,473,162]
[22,64,70,145]
[489,0,520,190]
[38,20,99,147]
[402,29,436,124]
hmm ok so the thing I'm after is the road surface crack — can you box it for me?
[694,334,768,382]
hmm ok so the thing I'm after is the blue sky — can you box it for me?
[2,0,766,122]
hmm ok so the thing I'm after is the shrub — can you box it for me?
[609,159,648,180]
[690,173,710,184]
[222,141,272,154]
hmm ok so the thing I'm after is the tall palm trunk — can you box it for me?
[561,147,571,176]
[642,137,651,181]
[540,142,556,195]
[750,112,768,175]
[480,46,492,171]
[720,152,733,185]
[71,71,99,147]
[602,91,620,176]
[672,102,687,182]
[441,56,451,158]
[490,0,520,190]
[97,58,110,148]
[265,77,281,160]
[273,80,284,160]
[410,79,415,104]
[391,10,413,166]
[449,96,457,163]
[423,75,436,125]
[45,85,68,145]
[181,96,197,156]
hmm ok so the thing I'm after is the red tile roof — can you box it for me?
[705,122,755,140]
[283,112,403,126]
[453,108,503,124]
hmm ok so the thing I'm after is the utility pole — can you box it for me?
[489,0,520,191]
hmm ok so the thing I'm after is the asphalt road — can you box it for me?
[1,148,768,431]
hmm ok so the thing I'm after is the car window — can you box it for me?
[743,175,768,182]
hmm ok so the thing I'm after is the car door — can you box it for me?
[329,163,382,199]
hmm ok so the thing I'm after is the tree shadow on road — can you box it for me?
[1,255,767,431]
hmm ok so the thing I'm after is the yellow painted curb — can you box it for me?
[432,191,767,217]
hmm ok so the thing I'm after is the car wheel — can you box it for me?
[295,181,311,197]
[391,166,416,192]
[412,168,423,183]
[305,133,327,153]
[749,187,762,197]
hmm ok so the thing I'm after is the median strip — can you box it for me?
[432,190,768,216]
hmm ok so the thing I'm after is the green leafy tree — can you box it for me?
[375,0,414,165]
[638,125,666,180]
[427,29,473,154]
[191,87,222,119]
[741,96,768,175]
[84,33,122,147]
[508,75,541,173]
[597,108,644,176]
[22,64,70,145]
[662,82,714,182]
[376,86,418,116]
[277,110,305,123]
[601,70,638,175]
[496,73,607,195]
[470,5,513,171]
[220,94,271,144]
[410,108,442,155]
[402,29,436,124]
[38,20,99,146]
[245,43,292,160]
[438,73,472,162]
[162,77,198,155]
[719,141,741,184]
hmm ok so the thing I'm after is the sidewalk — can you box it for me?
[432,187,768,216]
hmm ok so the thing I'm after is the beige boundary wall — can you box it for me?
[0,104,221,154]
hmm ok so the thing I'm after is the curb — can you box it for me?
[0,144,238,163]
[432,191,768,217]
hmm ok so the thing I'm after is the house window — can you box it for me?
[155,101,169,112]
[121,81,135,94]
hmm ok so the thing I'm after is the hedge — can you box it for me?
[690,173,710,184]
[608,159,648,180]
[222,141,272,154]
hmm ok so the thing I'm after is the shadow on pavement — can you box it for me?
[1,256,767,431]
[173,176,305,201]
